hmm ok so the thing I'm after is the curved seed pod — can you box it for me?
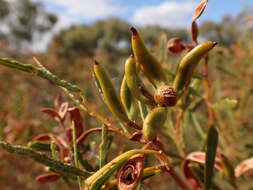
[120,75,137,120]
[83,149,159,190]
[93,61,130,124]
[124,56,154,105]
[173,41,217,92]
[130,27,167,87]
[142,107,168,140]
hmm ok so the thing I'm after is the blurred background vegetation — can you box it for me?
[1,0,253,189]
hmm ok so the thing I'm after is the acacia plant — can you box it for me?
[1,1,253,190]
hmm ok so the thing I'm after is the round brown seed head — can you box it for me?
[154,86,178,107]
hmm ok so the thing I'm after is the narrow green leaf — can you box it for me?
[28,140,52,152]
[0,141,92,178]
[205,126,219,190]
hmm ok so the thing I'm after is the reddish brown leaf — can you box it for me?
[42,108,61,121]
[191,21,199,44]
[182,160,203,190]
[192,0,208,21]
[36,173,60,183]
[32,133,52,141]
[167,37,185,54]
[117,154,144,190]
[58,102,69,120]
[235,157,253,177]
[68,107,84,138]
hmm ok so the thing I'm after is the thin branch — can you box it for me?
[0,141,92,178]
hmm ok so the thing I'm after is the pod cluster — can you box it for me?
[93,26,216,139]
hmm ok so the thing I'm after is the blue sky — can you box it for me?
[30,0,253,51]
[37,0,253,29]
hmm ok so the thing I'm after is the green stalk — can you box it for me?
[99,124,109,168]
[0,141,92,178]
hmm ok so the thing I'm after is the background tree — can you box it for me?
[0,0,57,54]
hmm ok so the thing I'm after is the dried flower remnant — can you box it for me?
[154,85,178,107]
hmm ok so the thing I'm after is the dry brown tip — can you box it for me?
[130,26,138,36]
[94,60,99,65]
[213,42,218,46]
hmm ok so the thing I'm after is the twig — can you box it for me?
[203,56,216,125]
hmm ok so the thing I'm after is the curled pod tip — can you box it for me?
[173,41,217,92]
[142,107,168,140]
[130,26,167,87]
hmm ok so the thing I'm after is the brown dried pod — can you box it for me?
[167,37,185,54]
[36,172,60,183]
[117,154,144,190]
[235,157,253,177]
[154,85,178,107]
[186,152,224,170]
[192,0,208,22]
[191,21,199,44]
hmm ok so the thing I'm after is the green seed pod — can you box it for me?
[120,75,137,120]
[173,41,217,92]
[154,85,178,107]
[130,27,167,87]
[93,61,129,124]
[142,107,168,140]
[125,56,154,105]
